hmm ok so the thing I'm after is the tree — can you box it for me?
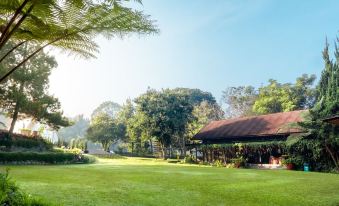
[116,99,137,150]
[253,75,316,115]
[57,115,90,142]
[86,113,125,151]
[297,41,339,171]
[222,86,258,118]
[186,100,224,140]
[292,74,317,109]
[116,99,134,124]
[0,41,69,133]
[253,80,295,114]
[134,89,193,158]
[172,88,217,106]
[91,101,121,119]
[0,0,158,82]
[126,111,149,154]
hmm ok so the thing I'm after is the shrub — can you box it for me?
[0,132,53,151]
[82,154,97,163]
[213,160,224,167]
[0,169,50,205]
[0,152,95,164]
[12,137,53,151]
[0,133,12,149]
[231,157,246,168]
[182,155,196,164]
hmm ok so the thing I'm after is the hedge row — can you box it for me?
[0,152,95,164]
[0,132,53,151]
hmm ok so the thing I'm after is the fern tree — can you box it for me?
[0,0,157,82]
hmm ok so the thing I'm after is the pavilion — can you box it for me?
[323,115,339,126]
[191,110,307,166]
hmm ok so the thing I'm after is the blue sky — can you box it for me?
[49,0,339,117]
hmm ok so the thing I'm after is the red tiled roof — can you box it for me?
[193,110,307,141]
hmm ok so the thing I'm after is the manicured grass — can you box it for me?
[1,157,339,206]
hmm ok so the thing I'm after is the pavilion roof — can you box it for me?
[193,110,307,142]
[323,115,339,125]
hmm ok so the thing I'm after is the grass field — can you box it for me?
[1,157,339,206]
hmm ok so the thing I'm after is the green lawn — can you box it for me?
[1,157,339,206]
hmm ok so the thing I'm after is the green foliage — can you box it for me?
[213,160,224,167]
[295,40,339,172]
[171,88,217,105]
[182,155,196,164]
[253,75,316,114]
[91,101,122,119]
[0,169,50,205]
[0,0,158,82]
[230,157,246,168]
[186,100,224,140]
[222,75,316,117]
[12,137,53,151]
[69,137,87,151]
[133,88,194,158]
[222,86,258,118]
[0,132,53,151]
[0,151,93,164]
[0,41,70,131]
[0,133,12,149]
[86,113,125,151]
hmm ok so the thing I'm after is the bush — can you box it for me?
[231,157,246,168]
[0,169,50,205]
[0,133,12,149]
[0,152,95,164]
[213,160,224,167]
[182,155,196,164]
[12,137,53,151]
[82,154,97,163]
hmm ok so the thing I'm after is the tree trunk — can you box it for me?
[9,83,24,134]
[160,143,166,159]
[181,135,186,158]
[195,146,198,161]
[149,139,153,154]
[9,103,19,134]
[325,144,339,170]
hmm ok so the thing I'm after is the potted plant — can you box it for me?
[282,158,294,170]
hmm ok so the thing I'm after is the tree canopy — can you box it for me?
[222,86,258,118]
[86,113,125,151]
[295,41,339,171]
[91,101,121,119]
[0,41,69,133]
[133,89,193,158]
[0,0,158,82]
[253,75,316,115]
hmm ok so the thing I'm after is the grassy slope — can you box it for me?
[1,158,339,206]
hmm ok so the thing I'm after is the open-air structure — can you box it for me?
[323,115,339,125]
[191,110,307,167]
